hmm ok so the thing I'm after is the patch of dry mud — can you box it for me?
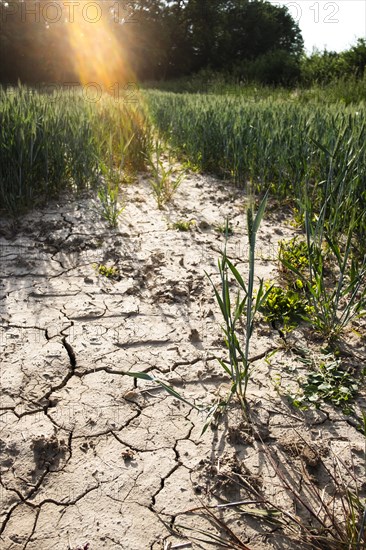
[1,173,365,549]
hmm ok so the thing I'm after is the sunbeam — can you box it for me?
[65,1,134,91]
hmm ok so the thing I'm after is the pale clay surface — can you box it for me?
[1,173,365,550]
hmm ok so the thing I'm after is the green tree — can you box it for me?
[342,38,366,77]
[162,0,304,79]
[218,0,303,70]
[300,40,366,85]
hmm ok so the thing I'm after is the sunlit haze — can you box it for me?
[65,2,133,88]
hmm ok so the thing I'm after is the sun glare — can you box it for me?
[66,1,133,91]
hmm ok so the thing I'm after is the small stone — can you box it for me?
[199,220,211,230]
[189,328,201,342]
[194,485,203,495]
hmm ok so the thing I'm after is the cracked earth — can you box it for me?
[1,173,365,550]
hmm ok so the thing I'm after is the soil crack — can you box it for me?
[61,336,76,369]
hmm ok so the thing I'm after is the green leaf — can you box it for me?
[309,136,332,157]
[251,191,268,238]
[317,383,332,391]
[123,371,202,411]
[217,358,232,377]
[226,257,248,293]
[206,271,228,322]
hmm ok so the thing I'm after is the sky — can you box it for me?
[269,0,366,53]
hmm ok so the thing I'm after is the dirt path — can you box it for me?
[1,173,365,550]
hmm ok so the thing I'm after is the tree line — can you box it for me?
[0,0,365,86]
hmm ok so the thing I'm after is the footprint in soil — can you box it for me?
[0,439,20,468]
[31,434,67,475]
[278,432,325,469]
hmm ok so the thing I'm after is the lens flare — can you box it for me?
[66,1,134,90]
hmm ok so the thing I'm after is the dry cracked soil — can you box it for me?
[1,172,365,550]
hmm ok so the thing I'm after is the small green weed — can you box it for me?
[97,135,132,228]
[280,228,366,339]
[94,263,120,280]
[215,222,234,236]
[206,194,270,424]
[97,178,125,228]
[146,139,185,209]
[279,237,309,286]
[291,352,359,413]
[171,219,196,231]
[259,283,312,332]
